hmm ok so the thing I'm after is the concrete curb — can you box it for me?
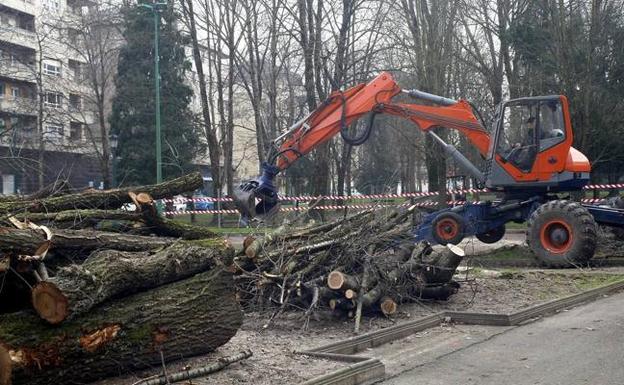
[297,278,624,385]
[468,256,624,268]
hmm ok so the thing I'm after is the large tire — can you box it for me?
[476,225,506,244]
[431,212,465,245]
[526,200,597,267]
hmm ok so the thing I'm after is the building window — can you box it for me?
[70,121,82,141]
[69,93,81,110]
[0,14,17,28]
[43,0,61,12]
[44,92,62,108]
[68,60,83,81]
[0,83,4,99]
[11,87,20,99]
[45,123,64,136]
[2,174,15,195]
[43,59,61,76]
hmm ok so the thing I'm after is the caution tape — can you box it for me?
[161,183,622,205]
[164,201,475,216]
[163,197,612,216]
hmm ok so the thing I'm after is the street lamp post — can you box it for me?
[110,134,118,187]
[139,1,167,184]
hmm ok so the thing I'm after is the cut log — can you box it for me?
[344,289,357,299]
[132,192,217,240]
[419,245,465,284]
[31,239,233,323]
[0,268,242,385]
[380,296,397,316]
[327,271,359,291]
[0,172,202,214]
[0,227,175,256]
[329,298,355,311]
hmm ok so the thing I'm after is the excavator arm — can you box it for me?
[272,72,490,170]
[234,71,492,221]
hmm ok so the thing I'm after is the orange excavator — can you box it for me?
[234,71,624,267]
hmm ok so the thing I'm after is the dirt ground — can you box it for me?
[95,259,624,385]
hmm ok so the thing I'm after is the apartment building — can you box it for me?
[0,0,102,195]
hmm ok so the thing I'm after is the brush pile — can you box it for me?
[0,173,242,385]
[235,205,465,330]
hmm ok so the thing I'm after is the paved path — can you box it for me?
[383,290,624,385]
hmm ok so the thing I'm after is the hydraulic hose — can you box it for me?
[339,92,376,146]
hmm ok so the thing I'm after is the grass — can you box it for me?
[505,222,527,230]
[171,214,272,234]
[480,245,534,260]
[571,274,624,290]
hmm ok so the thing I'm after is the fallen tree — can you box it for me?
[0,173,244,385]
[0,172,203,214]
[31,239,232,323]
[0,227,176,256]
[0,268,242,385]
[235,205,465,330]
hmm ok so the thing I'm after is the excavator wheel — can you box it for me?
[526,200,597,268]
[476,225,506,244]
[431,212,465,245]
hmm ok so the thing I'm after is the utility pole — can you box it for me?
[139,1,167,183]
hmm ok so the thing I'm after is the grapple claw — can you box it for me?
[233,163,281,222]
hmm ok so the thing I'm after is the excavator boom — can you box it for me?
[271,72,490,171]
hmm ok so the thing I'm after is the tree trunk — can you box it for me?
[11,209,142,227]
[0,172,203,213]
[0,268,242,385]
[133,192,216,240]
[0,228,175,256]
[31,240,232,324]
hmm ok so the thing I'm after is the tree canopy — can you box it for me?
[110,3,204,186]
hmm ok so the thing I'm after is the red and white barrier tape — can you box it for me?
[164,197,612,216]
[161,183,622,205]
[163,200,475,215]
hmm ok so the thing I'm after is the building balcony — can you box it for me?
[0,25,37,51]
[0,96,36,116]
[0,0,36,17]
[0,60,36,83]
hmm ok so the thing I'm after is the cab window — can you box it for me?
[538,100,566,151]
[497,102,538,172]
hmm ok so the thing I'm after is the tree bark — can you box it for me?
[0,227,175,256]
[0,172,203,214]
[0,268,242,385]
[133,193,216,240]
[31,240,233,324]
[11,209,142,227]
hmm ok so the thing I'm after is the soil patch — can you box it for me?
[95,269,623,385]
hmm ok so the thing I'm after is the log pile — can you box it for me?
[235,205,465,330]
[0,173,243,385]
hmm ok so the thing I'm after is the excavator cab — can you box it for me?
[486,96,590,192]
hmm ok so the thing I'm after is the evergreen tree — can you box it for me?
[110,1,204,185]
